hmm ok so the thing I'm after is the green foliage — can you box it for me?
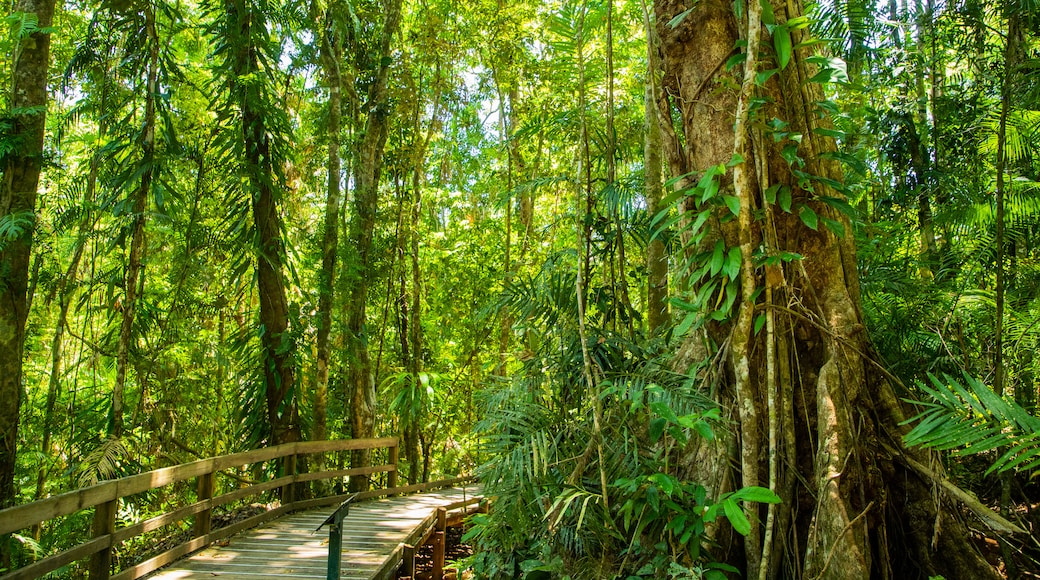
[904,373,1040,475]
[0,210,35,250]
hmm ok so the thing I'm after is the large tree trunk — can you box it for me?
[654,1,1004,578]
[0,0,56,516]
[346,0,402,491]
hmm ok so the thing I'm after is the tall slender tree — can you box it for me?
[1,0,57,513]
[346,0,403,489]
[643,2,668,334]
[215,0,302,446]
[112,0,160,438]
[314,4,346,450]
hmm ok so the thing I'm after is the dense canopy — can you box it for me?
[1,0,1039,578]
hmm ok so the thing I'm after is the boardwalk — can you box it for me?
[147,486,481,580]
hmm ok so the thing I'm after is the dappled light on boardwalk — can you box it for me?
[148,486,480,580]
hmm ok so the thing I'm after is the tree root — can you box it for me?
[882,442,1027,535]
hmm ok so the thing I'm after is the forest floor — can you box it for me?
[397,525,473,580]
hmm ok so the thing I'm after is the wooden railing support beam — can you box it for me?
[388,444,398,492]
[432,507,446,579]
[89,499,116,580]
[281,452,297,507]
[402,544,416,579]
[194,471,215,537]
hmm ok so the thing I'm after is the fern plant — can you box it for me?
[903,372,1040,475]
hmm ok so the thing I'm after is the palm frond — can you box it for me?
[903,372,1040,475]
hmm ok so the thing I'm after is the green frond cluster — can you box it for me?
[904,373,1040,476]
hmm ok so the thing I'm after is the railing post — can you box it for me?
[388,441,399,491]
[194,471,215,537]
[432,507,446,580]
[282,451,297,507]
[402,544,417,579]
[89,499,116,580]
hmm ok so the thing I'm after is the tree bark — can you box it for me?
[654,1,1002,578]
[1,0,56,516]
[346,0,402,491]
[643,4,668,335]
[228,0,302,446]
[315,12,343,448]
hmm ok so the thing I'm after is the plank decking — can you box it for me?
[147,486,481,580]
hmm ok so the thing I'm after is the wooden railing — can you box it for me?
[0,437,403,580]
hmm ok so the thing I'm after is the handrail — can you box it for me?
[0,437,399,580]
[315,493,358,580]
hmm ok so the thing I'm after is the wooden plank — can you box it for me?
[354,476,474,500]
[402,544,417,579]
[0,480,119,536]
[370,543,405,580]
[294,463,393,484]
[131,484,482,580]
[388,445,399,491]
[111,504,291,580]
[432,531,445,580]
[0,536,109,580]
[294,437,398,456]
[209,475,283,508]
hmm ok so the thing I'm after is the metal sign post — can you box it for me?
[315,494,358,580]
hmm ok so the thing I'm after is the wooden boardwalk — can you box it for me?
[147,485,481,580]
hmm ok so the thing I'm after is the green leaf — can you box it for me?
[668,7,696,28]
[650,401,679,423]
[781,144,801,166]
[753,313,766,335]
[778,186,792,212]
[756,68,779,86]
[709,240,725,276]
[799,205,818,230]
[649,418,667,443]
[731,485,781,503]
[764,183,781,204]
[723,499,751,535]
[794,38,826,50]
[724,247,741,280]
[774,25,792,69]
[821,216,846,238]
[806,55,850,85]
[785,15,811,30]
[813,127,846,140]
[818,195,856,217]
[759,0,775,25]
[723,195,741,216]
[726,52,747,71]
[673,312,696,340]
[700,175,721,204]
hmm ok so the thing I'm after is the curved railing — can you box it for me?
[0,437,454,580]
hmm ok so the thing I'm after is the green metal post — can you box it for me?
[327,519,343,580]
[316,494,357,580]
